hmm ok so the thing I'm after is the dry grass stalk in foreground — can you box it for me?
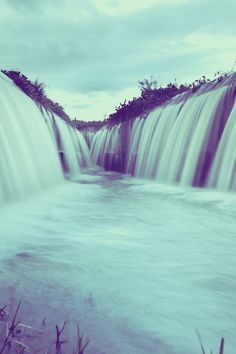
[197,330,224,354]
[0,301,226,354]
[0,302,89,354]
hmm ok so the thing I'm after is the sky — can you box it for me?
[0,0,235,121]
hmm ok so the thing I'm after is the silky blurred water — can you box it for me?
[0,171,235,354]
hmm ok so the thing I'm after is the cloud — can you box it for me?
[3,0,41,12]
[3,0,65,13]
[89,0,188,16]
[0,0,235,120]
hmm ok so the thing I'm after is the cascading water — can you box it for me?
[70,127,91,169]
[90,75,236,191]
[90,125,121,170]
[207,101,236,190]
[43,110,91,173]
[0,72,90,206]
[0,72,63,206]
[83,130,96,148]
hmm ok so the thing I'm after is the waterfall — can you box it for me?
[0,72,90,206]
[1,68,235,204]
[207,101,236,190]
[83,130,96,148]
[90,74,236,191]
[90,125,121,170]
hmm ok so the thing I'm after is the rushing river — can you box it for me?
[0,171,236,354]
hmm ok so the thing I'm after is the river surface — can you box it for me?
[0,171,235,354]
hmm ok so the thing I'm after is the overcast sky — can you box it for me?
[1,0,235,121]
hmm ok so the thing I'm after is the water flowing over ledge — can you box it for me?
[89,74,236,191]
[1,70,235,207]
[0,72,90,206]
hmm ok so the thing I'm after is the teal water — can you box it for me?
[0,171,235,354]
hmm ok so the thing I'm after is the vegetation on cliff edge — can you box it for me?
[1,69,78,128]
[1,69,232,132]
[75,71,231,131]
